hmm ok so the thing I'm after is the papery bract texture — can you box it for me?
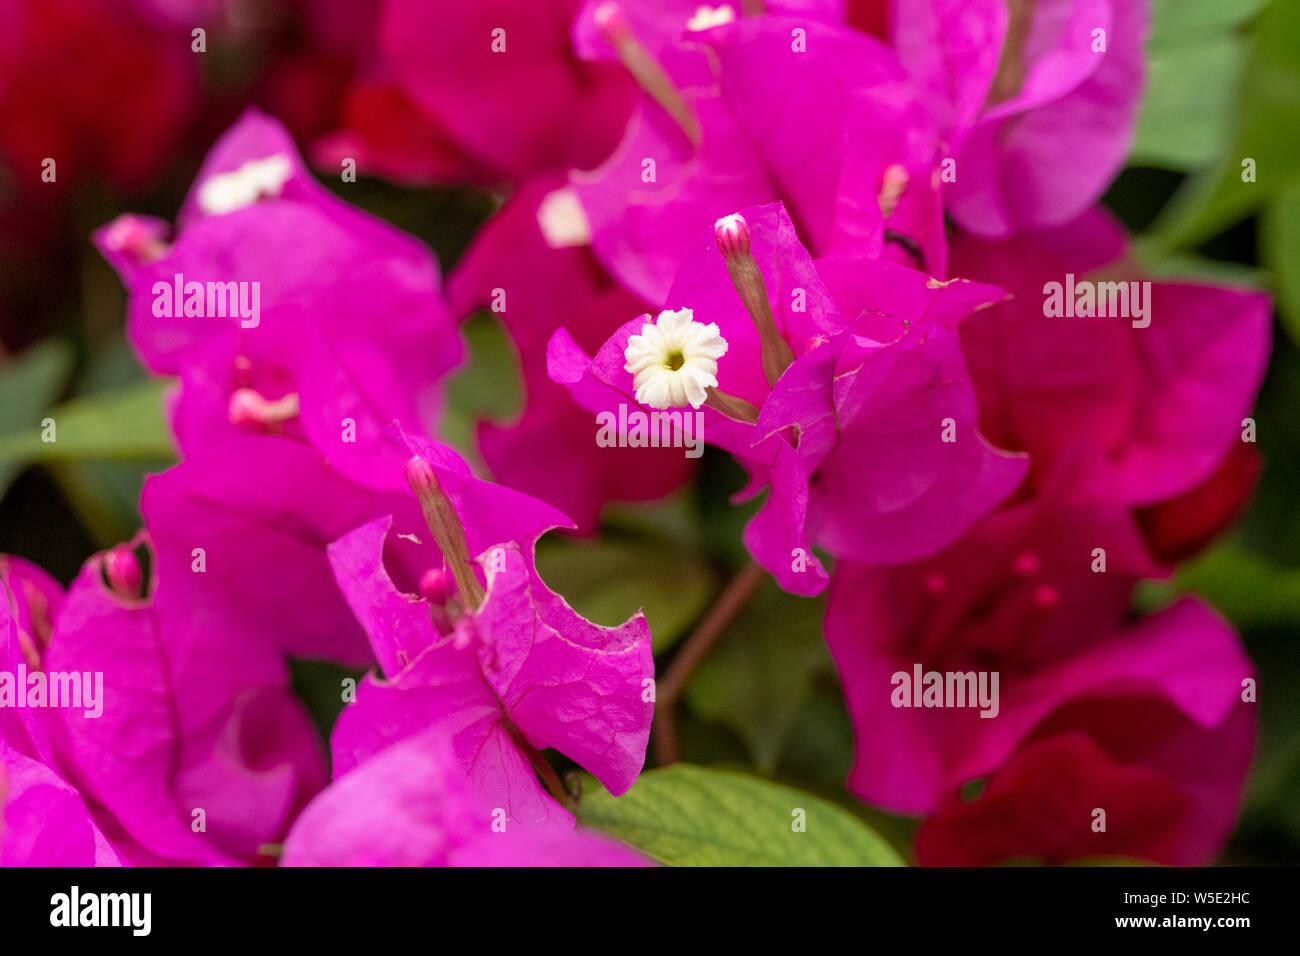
[937,0,1149,236]
[549,203,1025,593]
[950,208,1272,528]
[96,109,461,490]
[571,16,945,304]
[448,177,693,532]
[282,729,651,866]
[825,486,1255,864]
[326,515,652,827]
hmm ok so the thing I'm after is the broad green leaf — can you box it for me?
[536,535,716,653]
[0,339,75,495]
[686,579,832,772]
[0,339,74,429]
[75,336,154,394]
[1147,0,1300,251]
[577,764,904,866]
[0,378,175,465]
[37,341,174,545]
[1137,540,1300,629]
[1133,0,1268,169]
[1133,36,1245,170]
[1148,0,1270,47]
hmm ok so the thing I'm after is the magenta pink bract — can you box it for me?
[550,202,1025,594]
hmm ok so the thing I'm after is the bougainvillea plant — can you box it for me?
[1,0,1294,882]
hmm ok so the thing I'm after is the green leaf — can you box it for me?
[0,378,175,466]
[1263,179,1300,343]
[685,579,832,772]
[1148,0,1270,47]
[536,535,717,654]
[1133,0,1269,169]
[1133,35,1246,170]
[34,342,175,546]
[1147,0,1300,250]
[0,339,75,495]
[75,336,154,395]
[602,494,703,553]
[1132,241,1268,286]
[577,764,904,866]
[47,459,172,549]
[440,313,522,459]
[291,659,369,746]
[1137,540,1300,629]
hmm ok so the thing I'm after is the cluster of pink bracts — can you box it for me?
[0,0,1273,866]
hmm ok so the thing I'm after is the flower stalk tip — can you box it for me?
[404,456,486,612]
[100,215,170,263]
[714,214,794,386]
[704,388,760,424]
[595,2,702,147]
[418,566,457,634]
[418,567,452,605]
[104,545,142,600]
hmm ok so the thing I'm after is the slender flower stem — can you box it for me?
[597,2,701,146]
[715,214,795,386]
[653,561,766,766]
[989,0,1035,105]
[405,457,487,611]
[705,387,761,424]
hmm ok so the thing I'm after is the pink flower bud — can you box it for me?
[714,213,751,260]
[593,1,629,39]
[419,567,452,605]
[404,455,438,498]
[105,545,142,600]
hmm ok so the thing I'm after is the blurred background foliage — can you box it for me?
[0,0,1297,864]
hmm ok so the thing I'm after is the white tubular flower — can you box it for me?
[687,5,736,31]
[536,187,591,248]
[624,308,728,409]
[198,154,293,216]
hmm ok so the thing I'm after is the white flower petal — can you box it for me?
[198,154,294,216]
[536,187,591,248]
[621,307,730,409]
[687,5,736,32]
